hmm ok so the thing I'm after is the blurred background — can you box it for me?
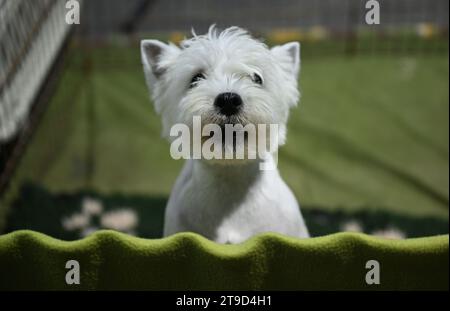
[0,0,448,240]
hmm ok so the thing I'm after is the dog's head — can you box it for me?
[141,25,300,150]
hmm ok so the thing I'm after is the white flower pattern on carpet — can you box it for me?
[62,197,138,237]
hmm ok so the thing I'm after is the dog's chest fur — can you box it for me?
[164,157,309,243]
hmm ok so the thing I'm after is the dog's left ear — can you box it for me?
[141,40,180,88]
[271,42,300,79]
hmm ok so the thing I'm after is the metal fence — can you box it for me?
[77,0,449,59]
[0,0,72,142]
[1,0,448,143]
[80,0,449,36]
[0,0,75,193]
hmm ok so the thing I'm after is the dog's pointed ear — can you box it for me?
[271,42,300,79]
[141,40,180,87]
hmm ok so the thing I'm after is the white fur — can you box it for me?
[141,26,309,243]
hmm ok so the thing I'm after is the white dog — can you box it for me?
[141,26,309,243]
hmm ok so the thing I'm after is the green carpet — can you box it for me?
[0,45,447,290]
[1,48,448,237]
[0,230,447,290]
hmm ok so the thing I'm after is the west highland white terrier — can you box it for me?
[141,26,309,243]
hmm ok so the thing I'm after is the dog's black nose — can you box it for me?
[214,92,243,116]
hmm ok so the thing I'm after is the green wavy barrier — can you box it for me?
[0,230,447,290]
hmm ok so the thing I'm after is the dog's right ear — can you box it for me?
[270,41,300,80]
[141,40,180,87]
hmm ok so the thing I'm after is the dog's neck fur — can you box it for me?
[187,156,276,224]
[194,159,261,186]
[191,155,274,198]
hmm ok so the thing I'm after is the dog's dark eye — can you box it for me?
[253,73,263,85]
[190,73,205,88]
